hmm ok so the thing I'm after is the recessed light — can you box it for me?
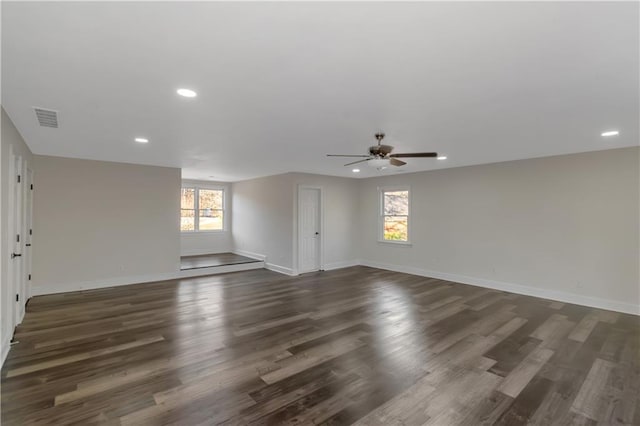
[352,168,360,173]
[601,130,619,137]
[134,137,149,143]
[437,156,447,160]
[177,88,197,98]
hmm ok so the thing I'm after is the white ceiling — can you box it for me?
[2,2,638,181]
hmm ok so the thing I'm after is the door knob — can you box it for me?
[315,232,319,235]
[11,253,22,259]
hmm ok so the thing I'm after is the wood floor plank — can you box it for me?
[233,312,310,336]
[494,375,554,425]
[429,306,516,354]
[530,313,568,341]
[456,390,514,426]
[570,357,618,421]
[497,346,554,398]
[260,332,368,384]
[530,322,611,424]
[569,313,600,343]
[6,335,164,378]
[422,370,504,425]
[350,371,437,425]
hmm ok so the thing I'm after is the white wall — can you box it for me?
[358,147,639,314]
[180,180,232,256]
[232,172,360,274]
[1,108,34,363]
[232,174,295,270]
[32,155,181,294]
[290,173,360,271]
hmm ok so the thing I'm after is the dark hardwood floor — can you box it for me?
[2,266,638,425]
[180,252,261,270]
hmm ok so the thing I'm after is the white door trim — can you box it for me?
[25,168,34,301]
[296,185,324,274]
[6,146,16,338]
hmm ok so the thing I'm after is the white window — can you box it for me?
[379,188,410,243]
[181,187,225,232]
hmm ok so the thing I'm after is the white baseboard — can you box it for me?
[1,335,10,367]
[360,260,640,316]
[323,259,361,271]
[232,249,266,261]
[181,249,232,256]
[177,261,264,278]
[32,271,181,296]
[29,258,637,315]
[233,249,294,275]
[265,263,298,276]
[32,261,264,296]
[233,249,358,276]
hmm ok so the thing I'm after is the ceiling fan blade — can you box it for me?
[327,154,371,158]
[344,158,371,166]
[389,158,407,167]
[389,152,438,158]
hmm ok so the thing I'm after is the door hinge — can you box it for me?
[30,184,33,190]
[28,274,31,281]
[17,175,21,183]
[16,294,19,302]
[29,229,32,236]
[16,234,20,243]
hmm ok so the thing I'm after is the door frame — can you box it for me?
[6,146,16,335]
[296,185,324,274]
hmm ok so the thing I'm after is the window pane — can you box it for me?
[384,191,409,215]
[199,189,223,210]
[181,209,195,231]
[199,209,223,230]
[384,216,408,241]
[181,188,195,209]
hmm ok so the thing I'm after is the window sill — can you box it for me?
[181,230,227,235]
[377,240,412,246]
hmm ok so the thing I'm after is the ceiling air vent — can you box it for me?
[33,107,59,128]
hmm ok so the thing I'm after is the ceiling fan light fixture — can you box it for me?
[368,158,390,168]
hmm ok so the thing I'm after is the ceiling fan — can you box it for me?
[327,133,438,169]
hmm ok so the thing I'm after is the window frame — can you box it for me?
[378,186,411,245]
[180,184,227,233]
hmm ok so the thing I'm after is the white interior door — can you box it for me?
[298,187,321,273]
[8,151,25,326]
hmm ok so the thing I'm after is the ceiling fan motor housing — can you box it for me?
[369,144,394,157]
